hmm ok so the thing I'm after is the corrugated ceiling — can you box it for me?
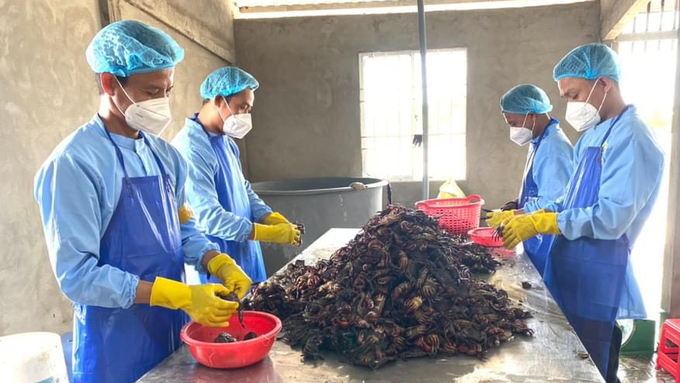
[235,0,595,18]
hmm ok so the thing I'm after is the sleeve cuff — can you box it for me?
[195,242,220,274]
[235,219,255,243]
[122,274,141,309]
[523,202,537,213]
[556,212,575,240]
[543,202,559,213]
[252,206,273,223]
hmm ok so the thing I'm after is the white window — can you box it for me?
[614,0,678,324]
[359,49,467,182]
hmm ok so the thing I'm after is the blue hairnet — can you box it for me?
[86,20,184,77]
[200,67,259,99]
[553,43,621,82]
[500,84,553,115]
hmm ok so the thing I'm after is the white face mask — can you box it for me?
[113,77,172,136]
[508,114,534,146]
[218,96,253,139]
[565,80,608,132]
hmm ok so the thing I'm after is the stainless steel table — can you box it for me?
[138,229,604,383]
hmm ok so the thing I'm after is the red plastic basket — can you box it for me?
[468,228,503,247]
[415,195,485,235]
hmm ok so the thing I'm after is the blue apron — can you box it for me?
[544,107,643,379]
[518,120,556,276]
[193,116,266,283]
[72,129,186,383]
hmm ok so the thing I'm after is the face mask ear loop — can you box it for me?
[113,76,137,105]
[578,78,607,127]
[216,97,227,123]
[597,88,609,114]
[109,76,132,117]
[222,95,236,118]
[586,78,608,119]
[584,81,596,104]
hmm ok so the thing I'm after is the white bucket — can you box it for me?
[0,332,69,383]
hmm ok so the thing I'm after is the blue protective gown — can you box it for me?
[172,116,272,282]
[543,105,663,379]
[34,115,218,309]
[544,105,664,320]
[520,120,573,214]
[518,120,573,276]
[34,115,220,383]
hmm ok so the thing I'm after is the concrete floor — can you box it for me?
[620,355,675,383]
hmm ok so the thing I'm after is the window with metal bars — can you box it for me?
[612,0,677,322]
[358,49,467,182]
[615,0,676,143]
[616,0,679,47]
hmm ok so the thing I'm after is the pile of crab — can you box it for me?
[245,205,532,369]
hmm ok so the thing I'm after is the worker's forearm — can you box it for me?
[201,250,222,271]
[134,280,153,304]
[202,206,254,242]
[259,212,272,223]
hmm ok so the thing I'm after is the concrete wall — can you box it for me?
[0,0,102,336]
[0,0,235,335]
[114,1,234,138]
[235,2,598,209]
[113,0,249,171]
[109,0,237,63]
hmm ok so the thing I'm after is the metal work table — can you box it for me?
[138,228,604,383]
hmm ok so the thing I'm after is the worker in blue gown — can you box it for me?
[173,67,302,284]
[486,84,573,276]
[33,21,252,383]
[501,43,664,383]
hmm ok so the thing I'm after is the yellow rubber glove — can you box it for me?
[261,212,291,225]
[502,212,561,249]
[208,254,253,300]
[485,210,517,229]
[150,277,237,327]
[178,204,194,224]
[253,223,301,245]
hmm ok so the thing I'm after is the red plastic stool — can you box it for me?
[656,319,680,379]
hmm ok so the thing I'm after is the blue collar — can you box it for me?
[190,113,223,139]
[531,118,559,146]
[599,105,633,145]
[94,114,145,151]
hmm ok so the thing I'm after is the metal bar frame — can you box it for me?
[417,0,429,200]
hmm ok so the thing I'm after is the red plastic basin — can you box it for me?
[180,311,282,369]
[468,227,503,247]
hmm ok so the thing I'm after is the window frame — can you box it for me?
[358,48,468,182]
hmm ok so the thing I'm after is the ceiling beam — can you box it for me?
[616,30,678,42]
[600,0,649,41]
[238,0,593,15]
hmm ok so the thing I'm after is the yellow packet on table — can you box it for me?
[437,179,465,199]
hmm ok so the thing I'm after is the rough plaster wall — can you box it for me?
[120,0,237,63]
[0,0,235,336]
[120,1,248,170]
[116,1,247,172]
[117,3,231,140]
[149,0,236,62]
[0,0,101,335]
[235,3,598,209]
